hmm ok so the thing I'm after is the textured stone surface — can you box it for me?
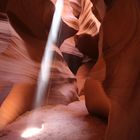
[0,100,106,140]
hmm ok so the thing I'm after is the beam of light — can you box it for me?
[21,0,63,138]
[34,0,63,108]
[21,124,44,138]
